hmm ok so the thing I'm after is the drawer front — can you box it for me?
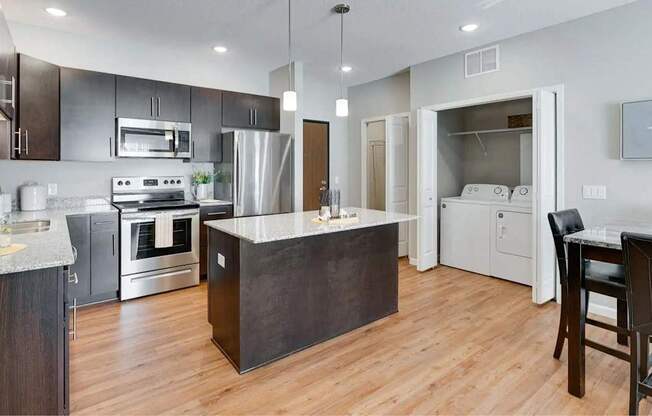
[200,205,233,222]
[90,213,118,232]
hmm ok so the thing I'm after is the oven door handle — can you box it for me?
[122,213,198,223]
[130,268,193,282]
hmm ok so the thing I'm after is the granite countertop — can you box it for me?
[205,207,417,244]
[564,223,652,250]
[0,203,118,275]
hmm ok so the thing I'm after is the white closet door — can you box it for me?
[533,90,557,304]
[416,109,437,271]
[386,115,409,256]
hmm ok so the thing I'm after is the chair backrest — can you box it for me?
[621,232,652,333]
[547,209,585,284]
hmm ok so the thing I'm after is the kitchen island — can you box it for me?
[205,208,416,373]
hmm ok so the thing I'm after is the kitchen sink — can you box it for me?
[6,220,51,234]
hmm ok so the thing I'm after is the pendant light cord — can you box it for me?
[339,9,344,97]
[288,0,293,90]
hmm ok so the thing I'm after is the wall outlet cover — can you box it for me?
[47,183,58,196]
[217,253,225,268]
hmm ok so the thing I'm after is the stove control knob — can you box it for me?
[176,180,182,184]
[125,180,131,186]
[117,181,123,186]
[164,180,169,185]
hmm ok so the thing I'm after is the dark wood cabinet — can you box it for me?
[222,91,280,131]
[60,68,116,161]
[0,266,69,415]
[66,213,119,306]
[90,213,119,295]
[116,76,189,122]
[191,87,222,162]
[200,204,233,279]
[0,8,16,122]
[15,54,60,160]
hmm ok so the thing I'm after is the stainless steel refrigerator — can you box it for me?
[215,130,293,217]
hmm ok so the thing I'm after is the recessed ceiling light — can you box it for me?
[460,23,479,32]
[341,65,352,73]
[45,7,67,17]
[213,46,228,54]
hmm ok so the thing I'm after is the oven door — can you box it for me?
[117,118,192,159]
[120,209,199,276]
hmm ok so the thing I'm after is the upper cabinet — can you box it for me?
[222,91,280,131]
[116,76,190,122]
[60,68,116,161]
[0,9,16,121]
[15,54,60,160]
[191,87,222,162]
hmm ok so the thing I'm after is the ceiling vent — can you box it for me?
[465,45,500,78]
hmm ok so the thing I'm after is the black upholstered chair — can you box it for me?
[621,232,652,415]
[548,209,628,359]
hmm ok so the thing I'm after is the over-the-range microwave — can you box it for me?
[116,118,192,159]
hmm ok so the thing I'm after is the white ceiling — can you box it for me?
[0,0,638,87]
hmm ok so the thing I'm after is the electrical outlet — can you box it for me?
[47,183,58,196]
[582,185,606,200]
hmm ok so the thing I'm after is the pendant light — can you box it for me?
[282,0,297,112]
[334,3,350,117]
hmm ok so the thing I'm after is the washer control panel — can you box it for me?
[511,185,532,202]
[460,184,510,201]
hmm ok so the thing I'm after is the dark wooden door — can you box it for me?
[251,95,280,131]
[302,120,329,211]
[116,75,156,120]
[66,215,91,300]
[90,213,119,295]
[222,91,254,128]
[16,54,59,160]
[191,87,222,162]
[60,68,116,161]
[155,81,190,122]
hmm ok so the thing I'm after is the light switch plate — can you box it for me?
[583,185,607,200]
[217,253,225,268]
[47,183,58,196]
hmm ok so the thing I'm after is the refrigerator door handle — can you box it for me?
[233,134,240,216]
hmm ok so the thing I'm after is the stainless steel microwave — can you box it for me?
[116,118,192,159]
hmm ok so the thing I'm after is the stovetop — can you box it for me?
[112,199,200,213]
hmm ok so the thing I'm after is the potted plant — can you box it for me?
[191,170,214,201]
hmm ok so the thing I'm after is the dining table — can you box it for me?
[564,223,652,398]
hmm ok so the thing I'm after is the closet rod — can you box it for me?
[447,127,532,137]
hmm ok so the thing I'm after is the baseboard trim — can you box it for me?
[409,257,417,266]
[588,302,617,320]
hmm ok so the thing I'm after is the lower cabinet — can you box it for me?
[200,204,233,278]
[67,212,119,307]
[0,266,69,415]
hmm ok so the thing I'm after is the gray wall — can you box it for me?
[348,71,411,206]
[411,0,652,227]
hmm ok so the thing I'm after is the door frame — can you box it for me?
[418,84,566,303]
[302,119,330,209]
[360,112,411,209]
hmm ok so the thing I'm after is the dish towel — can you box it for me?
[154,213,174,248]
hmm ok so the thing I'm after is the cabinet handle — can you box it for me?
[93,221,114,225]
[157,97,161,117]
[68,298,77,340]
[112,233,115,257]
[249,108,253,125]
[13,127,21,155]
[207,211,228,216]
[192,140,195,159]
[109,137,113,158]
[25,129,29,156]
[0,76,15,108]
[68,270,78,285]
[151,97,155,117]
[254,109,257,126]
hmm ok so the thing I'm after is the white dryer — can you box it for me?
[440,184,510,275]
[490,185,533,286]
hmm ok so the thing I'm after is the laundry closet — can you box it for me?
[436,98,535,286]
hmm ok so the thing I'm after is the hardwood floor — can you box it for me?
[70,261,650,415]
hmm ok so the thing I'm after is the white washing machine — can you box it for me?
[490,185,533,286]
[440,184,510,275]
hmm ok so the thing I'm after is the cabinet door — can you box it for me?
[222,91,254,128]
[90,214,119,295]
[252,95,280,131]
[155,81,190,122]
[60,68,116,161]
[191,87,222,162]
[16,54,59,160]
[116,75,156,120]
[66,215,91,300]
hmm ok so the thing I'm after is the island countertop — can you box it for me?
[204,207,417,244]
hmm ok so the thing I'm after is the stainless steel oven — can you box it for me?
[116,118,192,159]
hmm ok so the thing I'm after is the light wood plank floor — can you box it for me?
[70,260,651,415]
